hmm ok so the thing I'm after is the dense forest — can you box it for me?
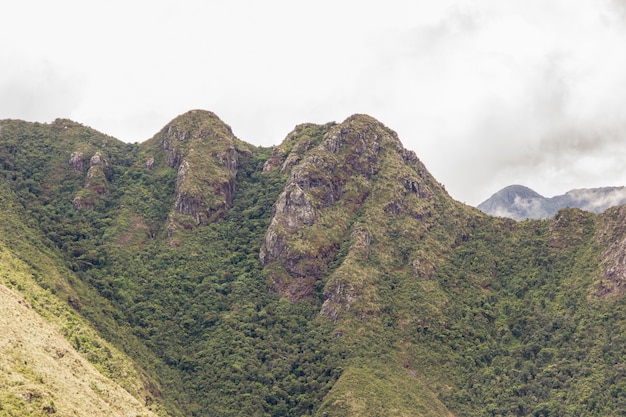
[1,110,626,416]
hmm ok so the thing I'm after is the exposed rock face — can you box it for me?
[89,152,107,168]
[319,225,370,321]
[69,152,85,173]
[259,182,316,265]
[150,110,243,226]
[274,183,317,230]
[262,146,285,173]
[261,123,331,175]
[260,116,386,271]
[173,160,198,221]
[599,238,626,296]
[85,152,110,195]
[412,258,435,279]
[319,280,358,322]
[594,206,626,297]
[160,123,188,168]
[72,152,111,209]
[260,114,440,303]
[72,194,95,210]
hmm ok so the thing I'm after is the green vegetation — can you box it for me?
[1,111,626,416]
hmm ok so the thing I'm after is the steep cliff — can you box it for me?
[593,205,626,297]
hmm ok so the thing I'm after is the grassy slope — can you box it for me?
[0,120,182,416]
[0,183,169,416]
[0,248,158,417]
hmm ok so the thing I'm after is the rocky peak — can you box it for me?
[261,123,335,175]
[260,114,442,303]
[321,114,389,150]
[157,110,234,169]
[148,110,244,232]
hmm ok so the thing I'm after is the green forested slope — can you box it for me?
[1,111,626,416]
[0,165,178,415]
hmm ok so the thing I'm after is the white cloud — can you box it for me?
[2,0,626,205]
[0,55,84,121]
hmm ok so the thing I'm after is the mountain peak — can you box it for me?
[260,114,454,302]
[476,185,543,220]
[497,184,544,200]
[478,184,626,220]
[332,113,404,152]
[156,109,233,144]
[144,110,244,235]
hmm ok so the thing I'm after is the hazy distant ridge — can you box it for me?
[477,184,626,220]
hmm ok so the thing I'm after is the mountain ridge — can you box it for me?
[1,110,626,416]
[478,184,626,220]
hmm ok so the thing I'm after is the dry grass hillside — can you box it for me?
[0,246,159,417]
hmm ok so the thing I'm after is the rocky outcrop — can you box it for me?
[259,183,316,265]
[72,152,111,209]
[260,117,382,272]
[173,160,197,221]
[594,205,626,297]
[150,110,244,227]
[319,226,371,321]
[85,152,110,195]
[598,237,626,297]
[319,280,358,322]
[68,152,85,173]
[260,114,438,303]
[171,145,239,225]
[261,122,332,175]
[262,146,285,173]
[89,152,107,169]
[72,192,95,210]
[412,258,435,279]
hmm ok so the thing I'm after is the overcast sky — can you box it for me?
[3,0,626,205]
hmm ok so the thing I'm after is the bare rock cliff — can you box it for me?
[594,205,626,297]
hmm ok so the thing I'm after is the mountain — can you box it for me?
[1,110,626,416]
[478,184,626,220]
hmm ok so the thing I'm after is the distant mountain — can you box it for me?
[478,184,626,220]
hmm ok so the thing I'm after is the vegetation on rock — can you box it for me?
[1,110,626,416]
